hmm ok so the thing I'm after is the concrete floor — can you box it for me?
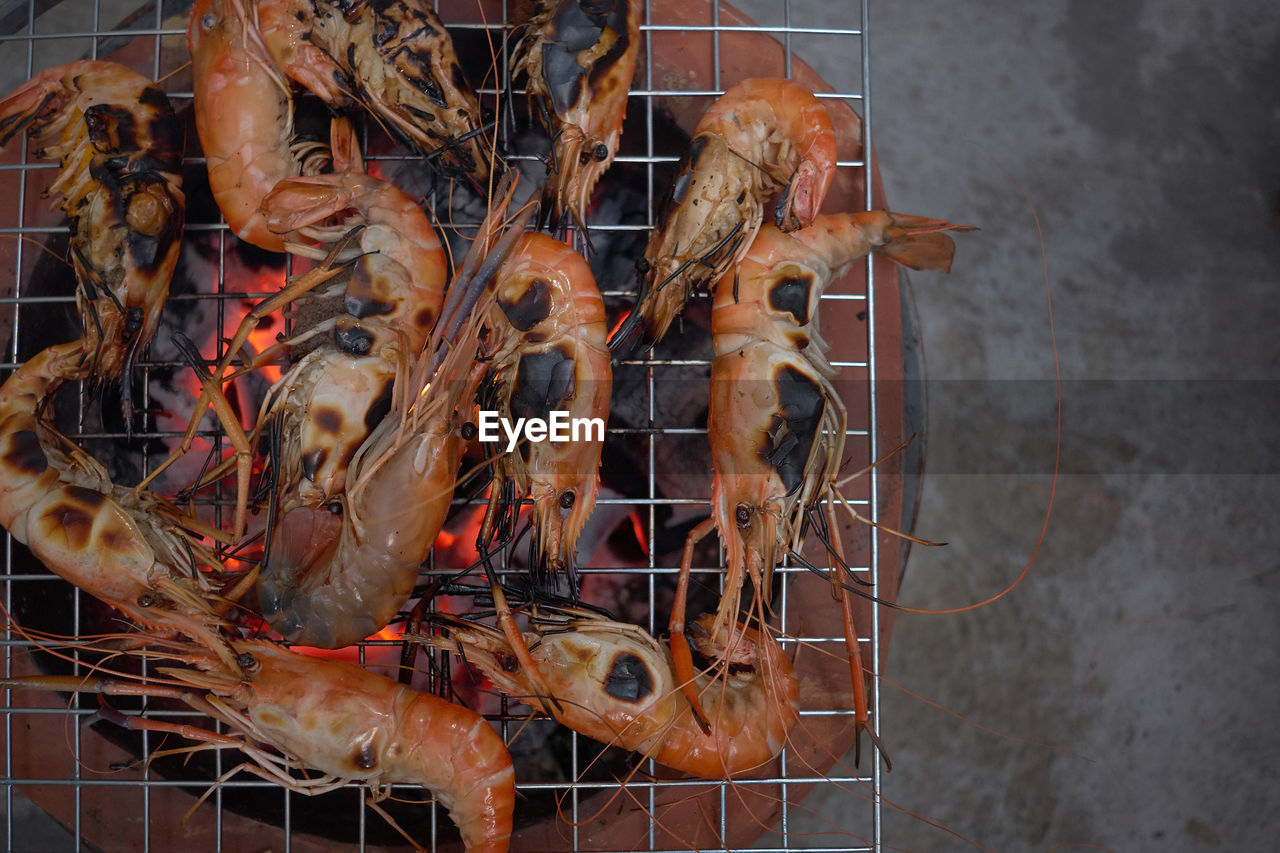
[5,0,1280,851]
[783,1,1280,850]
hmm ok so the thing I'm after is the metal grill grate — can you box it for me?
[0,0,893,850]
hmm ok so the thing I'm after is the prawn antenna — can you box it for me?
[786,548,902,612]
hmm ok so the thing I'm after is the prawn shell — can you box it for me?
[230,640,515,852]
[520,0,642,224]
[0,61,184,381]
[188,0,309,253]
[260,425,462,648]
[484,233,611,577]
[435,612,797,778]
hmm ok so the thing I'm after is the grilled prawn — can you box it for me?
[188,0,342,253]
[427,607,797,779]
[0,60,183,391]
[670,212,974,757]
[256,180,535,648]
[253,0,491,181]
[513,0,642,228]
[1,639,514,852]
[258,169,449,507]
[477,232,611,584]
[611,77,837,352]
[0,342,238,673]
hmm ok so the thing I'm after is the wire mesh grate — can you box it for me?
[0,0,891,850]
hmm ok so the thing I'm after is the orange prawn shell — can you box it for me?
[0,60,184,381]
[227,640,515,853]
[618,77,837,350]
[436,611,797,779]
[518,0,643,222]
[0,343,234,669]
[187,0,297,252]
[485,232,611,575]
[258,171,449,507]
[695,77,837,225]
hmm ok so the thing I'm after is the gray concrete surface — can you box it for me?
[780,1,1280,851]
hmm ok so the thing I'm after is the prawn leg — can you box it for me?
[670,515,717,733]
[822,498,891,770]
[0,673,195,702]
[134,261,347,531]
[480,564,565,716]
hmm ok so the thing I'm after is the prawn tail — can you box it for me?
[0,74,58,146]
[876,214,979,273]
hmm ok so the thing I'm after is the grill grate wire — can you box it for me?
[0,0,884,850]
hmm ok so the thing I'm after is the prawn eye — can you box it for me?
[593,143,609,161]
[201,12,216,29]
[635,257,650,274]
[735,504,751,528]
[460,422,478,440]
[327,501,343,515]
[236,652,257,670]
[124,306,144,337]
[559,490,576,509]
[136,593,155,608]
[579,148,593,165]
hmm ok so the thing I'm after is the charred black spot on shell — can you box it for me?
[388,37,447,107]
[83,105,139,156]
[665,135,708,211]
[541,0,595,116]
[353,742,378,770]
[764,366,825,496]
[301,448,327,482]
[313,407,344,435]
[136,86,170,111]
[498,277,552,331]
[768,274,813,326]
[364,378,394,432]
[373,16,397,46]
[510,346,576,420]
[343,285,397,319]
[414,306,436,331]
[332,69,356,102]
[404,103,436,124]
[604,652,653,703]
[4,429,48,476]
[334,324,374,356]
[451,62,468,94]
